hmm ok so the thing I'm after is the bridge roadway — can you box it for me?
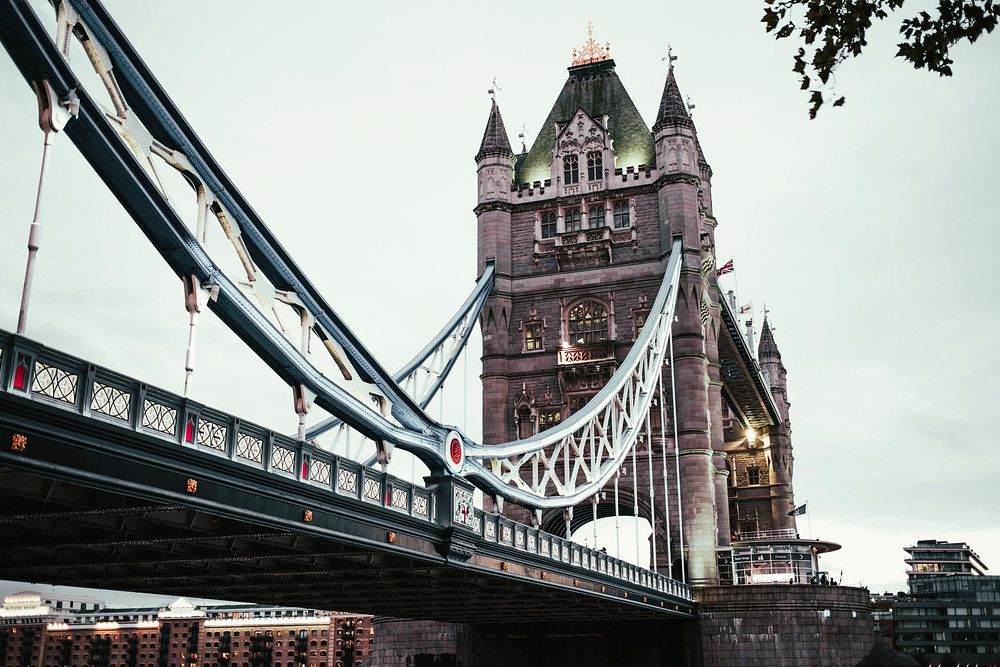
[0,331,694,623]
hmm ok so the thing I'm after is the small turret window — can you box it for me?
[613,201,630,228]
[564,207,582,232]
[587,151,603,181]
[563,155,580,184]
[568,300,609,345]
[586,206,604,229]
[540,211,558,239]
[523,322,544,351]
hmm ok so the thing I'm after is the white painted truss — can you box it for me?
[7,0,685,510]
[463,240,683,508]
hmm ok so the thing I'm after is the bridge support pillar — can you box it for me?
[372,618,702,667]
[424,473,478,562]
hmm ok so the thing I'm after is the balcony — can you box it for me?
[557,341,615,366]
[734,528,799,542]
[534,225,636,270]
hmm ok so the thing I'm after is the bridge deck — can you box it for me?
[0,332,694,622]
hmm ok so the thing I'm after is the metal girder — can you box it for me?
[464,238,683,508]
[0,0,687,511]
[305,262,495,465]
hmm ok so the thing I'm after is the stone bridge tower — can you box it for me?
[374,32,873,667]
[472,35,790,587]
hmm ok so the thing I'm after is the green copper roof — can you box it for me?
[518,59,654,185]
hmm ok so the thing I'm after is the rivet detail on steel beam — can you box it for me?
[10,433,27,453]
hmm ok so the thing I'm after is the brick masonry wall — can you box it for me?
[696,585,873,667]
[373,618,701,667]
[372,617,464,666]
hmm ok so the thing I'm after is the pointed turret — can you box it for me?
[695,133,712,173]
[653,66,693,133]
[476,99,514,162]
[758,317,781,361]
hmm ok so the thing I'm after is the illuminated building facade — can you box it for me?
[0,593,373,667]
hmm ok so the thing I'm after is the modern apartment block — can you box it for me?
[881,540,1000,664]
[905,540,989,587]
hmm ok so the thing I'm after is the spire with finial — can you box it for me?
[653,45,693,132]
[476,85,513,162]
[571,22,612,66]
[758,315,781,360]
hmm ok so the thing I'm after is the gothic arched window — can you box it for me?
[746,465,760,486]
[585,206,604,229]
[568,300,610,345]
[586,151,603,180]
[563,154,579,184]
[540,211,558,239]
[516,406,534,440]
[564,207,582,232]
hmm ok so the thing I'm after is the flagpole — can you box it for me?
[806,501,812,540]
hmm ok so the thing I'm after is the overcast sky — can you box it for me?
[0,0,997,604]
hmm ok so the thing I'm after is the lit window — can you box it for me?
[613,200,630,228]
[586,206,604,229]
[563,155,579,184]
[538,412,562,431]
[568,301,609,344]
[524,322,544,352]
[564,208,582,232]
[587,151,603,180]
[540,211,557,239]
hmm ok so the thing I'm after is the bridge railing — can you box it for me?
[470,508,690,599]
[0,331,691,602]
[0,331,435,524]
[734,528,799,542]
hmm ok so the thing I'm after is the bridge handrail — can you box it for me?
[0,330,692,602]
[734,528,799,542]
[0,330,435,524]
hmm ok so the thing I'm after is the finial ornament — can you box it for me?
[488,77,502,101]
[571,21,612,66]
[662,44,678,70]
[519,122,527,153]
[686,95,696,117]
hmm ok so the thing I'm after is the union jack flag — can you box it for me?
[739,303,752,314]
[716,258,734,277]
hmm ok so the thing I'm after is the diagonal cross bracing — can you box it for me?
[0,0,685,510]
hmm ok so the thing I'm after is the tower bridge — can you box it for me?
[0,1,872,665]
